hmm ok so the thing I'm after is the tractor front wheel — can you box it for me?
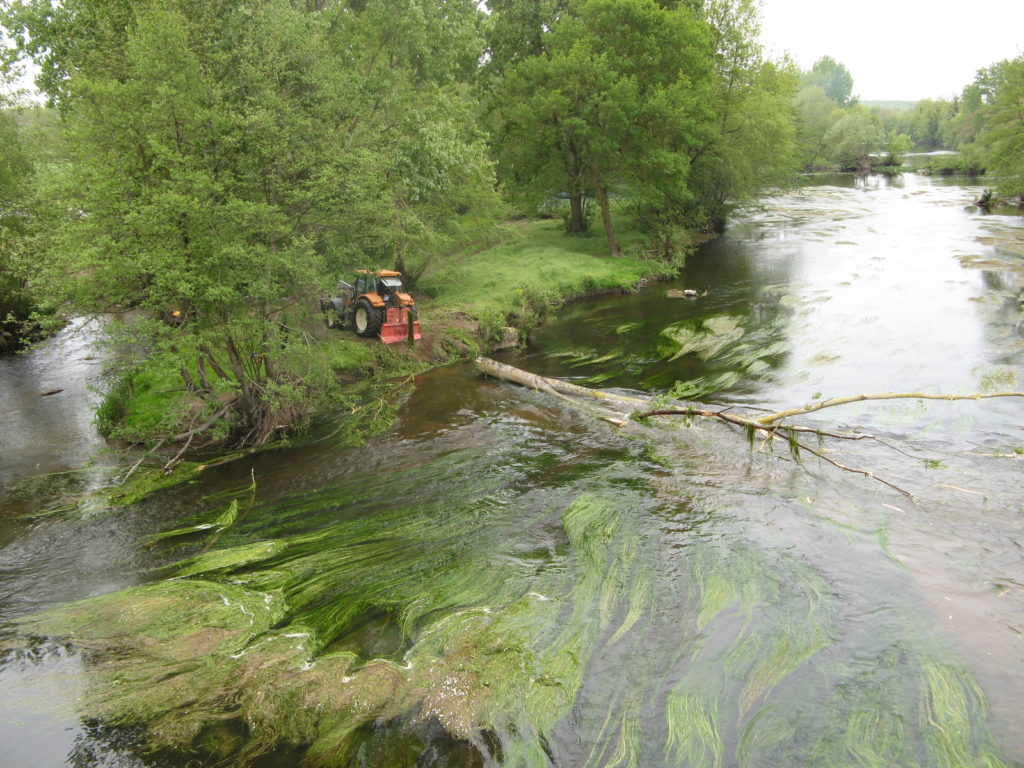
[353,298,383,337]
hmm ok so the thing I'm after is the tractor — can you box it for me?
[320,269,422,344]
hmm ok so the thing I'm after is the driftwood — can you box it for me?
[475,357,648,405]
[475,357,647,427]
[475,357,1024,498]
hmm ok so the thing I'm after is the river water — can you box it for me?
[1,173,1022,767]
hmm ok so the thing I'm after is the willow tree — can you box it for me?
[977,56,1024,200]
[2,0,498,445]
[494,0,715,255]
[686,0,799,232]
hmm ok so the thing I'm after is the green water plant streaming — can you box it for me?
[7,399,1015,767]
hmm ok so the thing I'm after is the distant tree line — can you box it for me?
[795,52,1024,199]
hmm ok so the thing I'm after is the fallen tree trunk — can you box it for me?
[474,357,649,406]
[474,357,1024,498]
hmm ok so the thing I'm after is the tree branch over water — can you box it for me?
[750,391,1024,426]
[475,357,1024,498]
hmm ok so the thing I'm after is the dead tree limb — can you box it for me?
[474,357,1022,498]
[474,357,649,406]
[755,391,1024,426]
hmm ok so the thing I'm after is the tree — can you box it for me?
[905,98,956,150]
[495,0,715,254]
[686,0,798,231]
[0,95,29,351]
[823,106,881,171]
[480,0,572,79]
[3,0,499,445]
[883,131,912,166]
[794,85,838,169]
[978,56,1024,199]
[477,356,1024,499]
[481,0,591,231]
[952,82,986,149]
[0,87,54,351]
[803,56,854,107]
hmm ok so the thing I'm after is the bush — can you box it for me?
[918,153,987,176]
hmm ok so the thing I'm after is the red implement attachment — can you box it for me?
[379,307,422,344]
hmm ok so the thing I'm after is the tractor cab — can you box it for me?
[320,269,421,344]
[352,271,410,308]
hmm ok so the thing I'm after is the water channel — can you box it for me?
[1,173,1022,767]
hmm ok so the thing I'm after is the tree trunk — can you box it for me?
[197,356,212,392]
[568,192,586,233]
[561,142,589,234]
[476,357,1024,498]
[475,357,648,405]
[225,336,255,411]
[594,182,621,257]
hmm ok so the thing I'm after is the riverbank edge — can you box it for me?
[93,218,694,508]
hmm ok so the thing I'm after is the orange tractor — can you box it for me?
[320,269,422,344]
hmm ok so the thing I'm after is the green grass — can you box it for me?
[417,216,671,325]
[118,365,187,439]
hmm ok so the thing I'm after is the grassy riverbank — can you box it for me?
[412,217,677,355]
[92,214,682,503]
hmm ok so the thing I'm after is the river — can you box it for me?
[1,173,1022,767]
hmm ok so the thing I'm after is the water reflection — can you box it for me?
[1,175,1022,767]
[511,173,1024,442]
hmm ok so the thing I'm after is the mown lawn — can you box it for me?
[418,217,666,321]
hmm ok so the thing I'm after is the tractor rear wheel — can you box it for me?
[353,298,383,337]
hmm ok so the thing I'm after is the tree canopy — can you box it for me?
[489,0,797,250]
[978,56,1024,198]
[1,0,500,442]
[7,0,1016,449]
[803,55,855,107]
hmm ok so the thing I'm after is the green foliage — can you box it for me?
[492,0,716,253]
[916,150,987,177]
[802,55,855,107]
[490,0,799,242]
[978,56,1024,199]
[687,0,799,230]
[823,107,882,170]
[0,92,55,350]
[2,0,500,441]
[882,131,913,166]
[93,370,137,438]
[794,85,839,169]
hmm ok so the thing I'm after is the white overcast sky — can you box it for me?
[757,0,1024,101]
[5,3,1023,105]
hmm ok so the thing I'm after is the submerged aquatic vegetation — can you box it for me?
[659,316,745,362]
[6,405,1017,767]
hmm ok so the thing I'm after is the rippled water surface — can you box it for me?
[1,174,1022,767]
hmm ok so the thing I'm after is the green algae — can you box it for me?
[659,315,745,362]
[7,416,1016,767]
[149,498,241,542]
[665,691,723,768]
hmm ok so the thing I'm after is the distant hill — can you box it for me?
[861,100,917,111]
